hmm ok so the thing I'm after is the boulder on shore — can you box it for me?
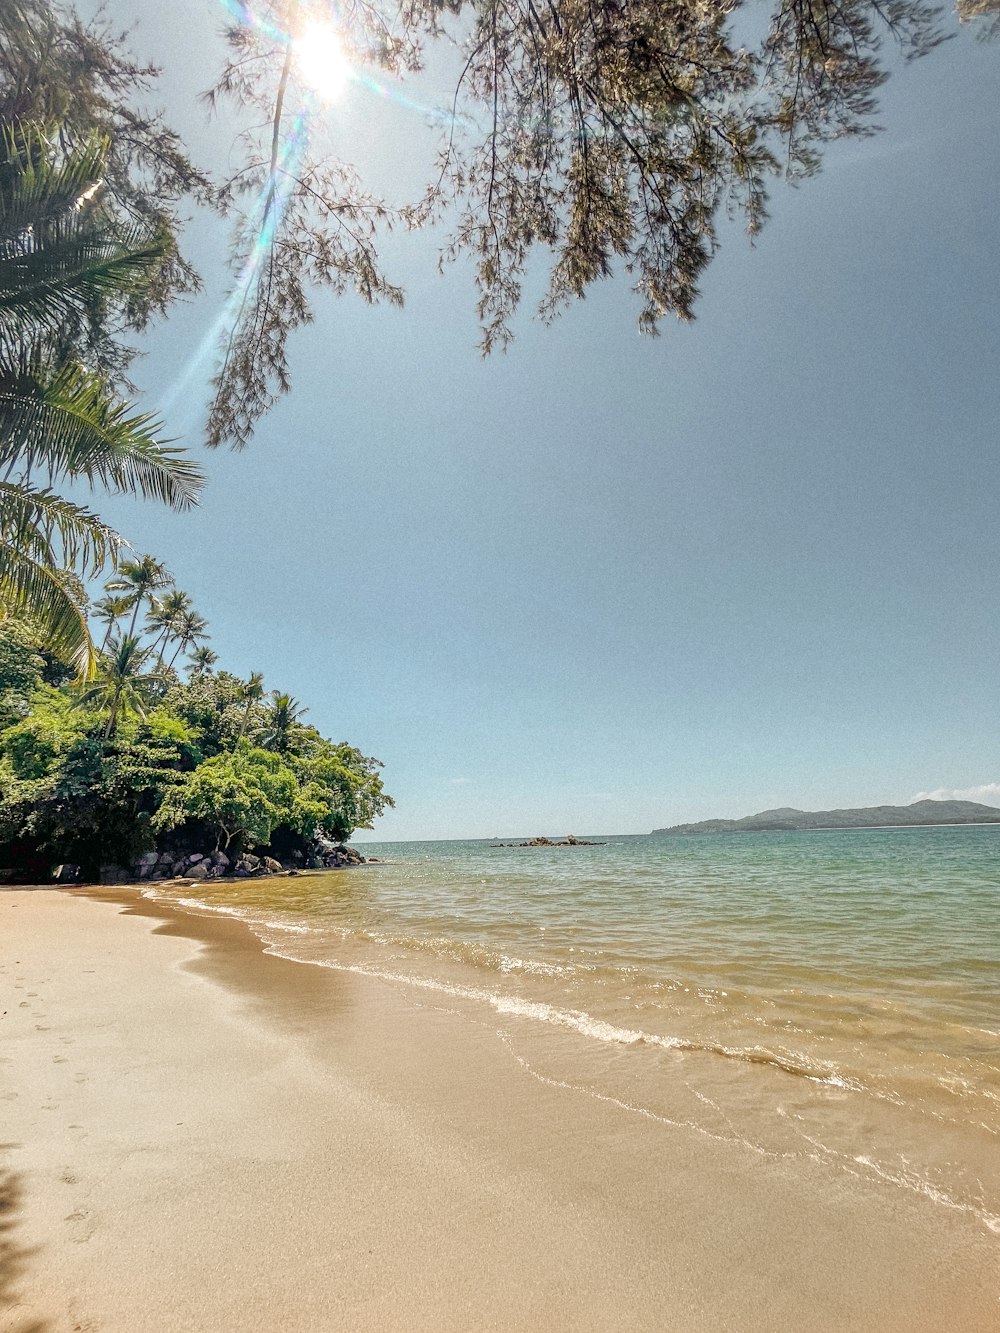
[118,841,370,883]
[99,864,130,885]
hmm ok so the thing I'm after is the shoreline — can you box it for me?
[2,886,997,1331]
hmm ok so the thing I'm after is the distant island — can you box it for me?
[651,798,1000,835]
[490,835,607,848]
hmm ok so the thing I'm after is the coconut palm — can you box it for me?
[0,122,203,673]
[92,591,131,652]
[261,692,308,754]
[74,634,155,737]
[166,609,208,670]
[236,671,266,742]
[188,645,218,678]
[145,587,190,665]
[105,555,172,639]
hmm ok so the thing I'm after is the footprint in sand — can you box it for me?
[68,1302,100,1332]
[53,1055,68,1064]
[73,1074,88,1084]
[64,1207,97,1243]
[61,1169,80,1185]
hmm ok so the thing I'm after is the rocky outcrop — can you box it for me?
[317,845,366,868]
[95,842,367,884]
[490,835,607,848]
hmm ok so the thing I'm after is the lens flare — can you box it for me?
[294,20,351,102]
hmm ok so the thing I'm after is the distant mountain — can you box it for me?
[651,799,1000,835]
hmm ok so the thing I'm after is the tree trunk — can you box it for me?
[104,687,121,739]
[127,595,142,639]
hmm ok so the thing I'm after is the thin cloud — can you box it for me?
[449,777,470,785]
[910,782,1000,805]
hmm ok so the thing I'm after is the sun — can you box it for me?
[294,20,351,102]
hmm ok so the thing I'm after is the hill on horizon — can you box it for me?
[651,798,1000,835]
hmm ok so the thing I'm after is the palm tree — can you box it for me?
[145,587,190,666]
[262,692,308,754]
[0,122,203,673]
[189,645,218,677]
[236,671,266,742]
[105,555,173,639]
[92,591,131,652]
[74,634,154,737]
[167,608,208,670]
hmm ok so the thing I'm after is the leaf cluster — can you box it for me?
[7,1,990,449]
[204,0,980,440]
[0,121,204,673]
[0,0,218,379]
[0,614,392,876]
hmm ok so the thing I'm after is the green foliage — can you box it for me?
[201,0,993,445]
[0,610,393,877]
[73,635,157,737]
[0,715,192,874]
[154,745,298,851]
[0,0,215,379]
[1,2,992,448]
[0,619,46,727]
[160,670,255,758]
[293,742,392,841]
[261,691,308,754]
[0,123,204,673]
[141,708,201,768]
[1,684,86,779]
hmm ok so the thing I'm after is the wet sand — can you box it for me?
[1,887,996,1332]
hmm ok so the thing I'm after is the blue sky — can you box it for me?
[95,3,1000,839]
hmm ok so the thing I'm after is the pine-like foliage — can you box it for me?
[2,2,994,448]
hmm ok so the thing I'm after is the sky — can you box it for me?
[91,2,1000,840]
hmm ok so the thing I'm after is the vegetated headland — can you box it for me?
[652,798,1000,835]
[0,619,392,887]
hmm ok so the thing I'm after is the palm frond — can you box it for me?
[0,539,94,674]
[0,230,170,334]
[0,361,203,509]
[0,479,123,574]
[0,123,108,242]
[0,122,170,343]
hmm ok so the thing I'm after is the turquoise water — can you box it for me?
[146,825,1000,1233]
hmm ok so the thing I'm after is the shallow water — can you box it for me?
[144,825,1000,1238]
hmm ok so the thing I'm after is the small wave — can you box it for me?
[174,897,246,916]
[142,888,314,936]
[264,949,871,1093]
[852,1155,1000,1234]
[351,929,587,979]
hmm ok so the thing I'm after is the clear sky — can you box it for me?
[93,2,1000,840]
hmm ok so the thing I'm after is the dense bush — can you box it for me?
[0,622,391,880]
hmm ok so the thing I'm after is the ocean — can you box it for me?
[143,824,1000,1239]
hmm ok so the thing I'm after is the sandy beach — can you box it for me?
[1,886,997,1332]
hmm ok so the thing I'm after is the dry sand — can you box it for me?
[1,887,996,1332]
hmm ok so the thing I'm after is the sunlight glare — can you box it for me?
[294,20,351,102]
